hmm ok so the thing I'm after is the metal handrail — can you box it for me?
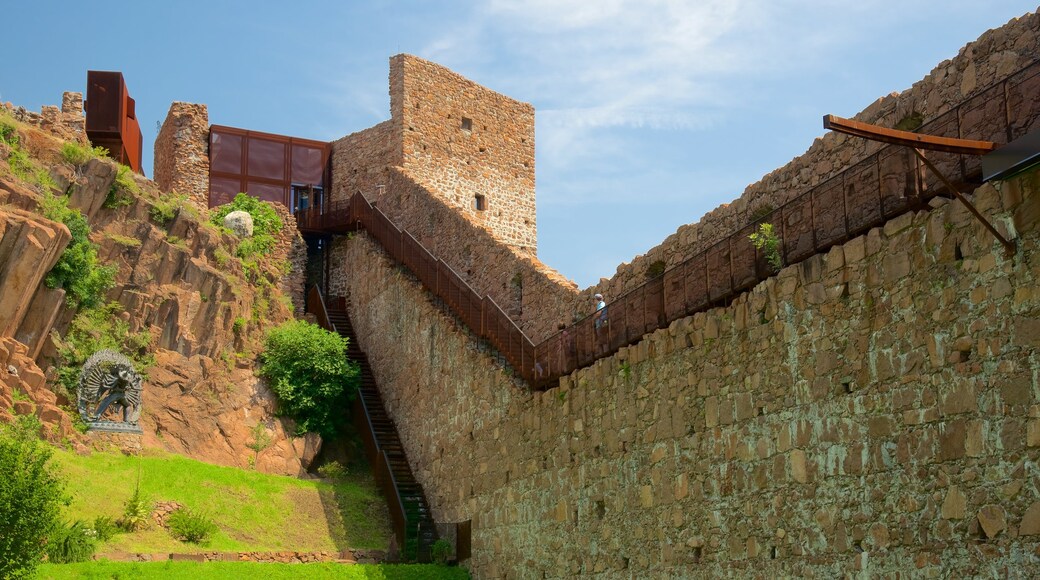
[299,58,1040,390]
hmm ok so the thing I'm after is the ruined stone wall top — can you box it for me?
[583,9,1040,307]
[2,91,86,144]
[153,102,210,211]
[391,54,538,253]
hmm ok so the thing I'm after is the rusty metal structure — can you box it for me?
[85,71,143,173]
[299,58,1040,390]
[208,125,330,210]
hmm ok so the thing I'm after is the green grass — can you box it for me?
[51,448,391,555]
[38,561,470,579]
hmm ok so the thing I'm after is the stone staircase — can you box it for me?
[324,301,438,562]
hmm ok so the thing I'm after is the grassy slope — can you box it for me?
[52,448,390,554]
[39,561,470,580]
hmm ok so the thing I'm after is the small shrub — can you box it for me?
[104,165,138,208]
[45,520,98,563]
[317,460,348,482]
[167,508,218,545]
[749,222,784,273]
[60,141,106,167]
[210,193,283,258]
[0,415,68,579]
[0,120,18,146]
[106,233,142,248]
[150,191,188,227]
[117,485,151,532]
[232,316,247,335]
[260,320,360,438]
[214,248,232,267]
[431,538,453,565]
[895,111,924,132]
[245,422,272,469]
[91,515,119,542]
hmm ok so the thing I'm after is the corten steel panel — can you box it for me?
[248,138,287,181]
[644,275,665,333]
[730,224,758,292]
[85,71,122,135]
[811,175,847,251]
[211,132,244,174]
[783,194,815,263]
[844,156,882,237]
[575,316,596,368]
[684,254,709,313]
[248,181,285,204]
[608,292,631,351]
[916,111,963,196]
[663,265,686,322]
[705,241,732,302]
[292,145,326,184]
[959,83,1009,183]
[208,176,241,208]
[878,147,916,218]
[1006,63,1040,141]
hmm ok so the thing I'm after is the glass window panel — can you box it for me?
[291,145,325,185]
[208,176,241,208]
[247,138,286,181]
[210,132,243,174]
[247,182,285,205]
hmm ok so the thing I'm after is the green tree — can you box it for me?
[0,415,69,579]
[259,320,360,438]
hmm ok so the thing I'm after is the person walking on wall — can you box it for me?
[594,293,608,354]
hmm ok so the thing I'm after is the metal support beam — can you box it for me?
[911,149,1016,258]
[824,114,1015,257]
[823,115,997,155]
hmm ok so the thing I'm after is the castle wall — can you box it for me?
[153,102,210,210]
[584,10,1040,308]
[329,166,577,342]
[392,55,537,253]
[340,169,1040,578]
[330,120,399,203]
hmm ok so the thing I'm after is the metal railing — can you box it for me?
[299,59,1040,390]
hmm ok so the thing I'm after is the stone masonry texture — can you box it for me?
[154,102,210,210]
[341,167,1040,578]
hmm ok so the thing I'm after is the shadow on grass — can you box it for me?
[314,419,393,555]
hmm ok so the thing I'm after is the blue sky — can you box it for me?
[2,1,1037,288]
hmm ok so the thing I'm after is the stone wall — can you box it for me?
[392,55,537,253]
[340,167,1040,578]
[329,166,577,342]
[154,102,210,211]
[1,91,86,144]
[583,9,1040,307]
[330,120,399,203]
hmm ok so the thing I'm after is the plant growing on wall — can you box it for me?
[749,222,784,273]
[210,193,284,258]
[259,320,360,438]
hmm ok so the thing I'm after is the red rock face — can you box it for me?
[0,118,314,475]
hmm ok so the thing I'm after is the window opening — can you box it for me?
[474,194,487,211]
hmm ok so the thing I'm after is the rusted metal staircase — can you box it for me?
[309,288,437,562]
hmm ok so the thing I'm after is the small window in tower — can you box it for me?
[474,194,487,211]
[461,117,473,132]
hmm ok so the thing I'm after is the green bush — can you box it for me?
[211,193,283,258]
[38,190,115,308]
[60,141,107,166]
[167,508,218,545]
[0,119,18,146]
[431,538,453,565]
[749,222,784,273]
[0,415,68,579]
[91,515,120,542]
[45,520,98,564]
[104,164,139,208]
[150,190,189,226]
[317,460,348,482]
[260,320,360,438]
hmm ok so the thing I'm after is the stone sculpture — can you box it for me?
[77,350,143,432]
